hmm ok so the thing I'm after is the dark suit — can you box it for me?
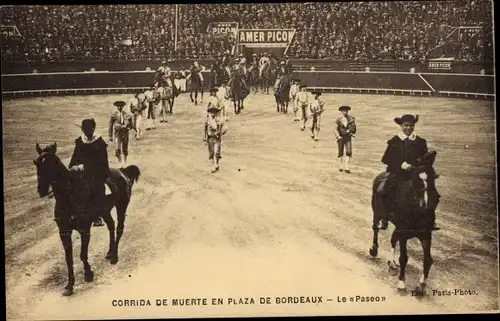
[381,134,439,229]
[69,136,110,205]
[382,135,428,181]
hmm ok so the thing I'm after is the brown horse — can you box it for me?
[248,64,260,93]
[369,150,440,293]
[274,74,291,113]
[260,59,277,94]
[33,143,140,296]
[229,71,249,115]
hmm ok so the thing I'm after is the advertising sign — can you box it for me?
[207,22,239,36]
[237,29,296,47]
[428,58,454,71]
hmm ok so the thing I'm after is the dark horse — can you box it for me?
[274,75,291,114]
[229,72,249,115]
[167,73,181,114]
[369,150,440,293]
[248,64,260,93]
[211,64,227,88]
[260,59,277,94]
[188,68,204,105]
[33,143,141,296]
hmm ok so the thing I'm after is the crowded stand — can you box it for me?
[1,1,493,63]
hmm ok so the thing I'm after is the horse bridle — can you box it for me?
[35,151,56,198]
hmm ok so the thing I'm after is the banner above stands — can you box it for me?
[236,29,296,57]
[1,25,23,39]
[207,22,239,37]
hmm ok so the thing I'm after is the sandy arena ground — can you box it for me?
[3,92,499,319]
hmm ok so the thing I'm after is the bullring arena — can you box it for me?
[2,2,499,320]
[3,86,498,319]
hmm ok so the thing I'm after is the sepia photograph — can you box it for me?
[1,1,498,319]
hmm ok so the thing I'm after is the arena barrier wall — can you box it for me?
[1,59,493,75]
[1,70,494,100]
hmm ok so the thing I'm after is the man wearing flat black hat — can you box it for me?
[109,100,133,168]
[203,89,227,173]
[289,79,300,121]
[69,118,110,227]
[309,91,325,141]
[381,114,439,230]
[295,84,310,130]
[334,105,357,173]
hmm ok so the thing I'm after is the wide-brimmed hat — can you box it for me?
[207,105,220,112]
[280,61,285,65]
[161,60,166,64]
[252,53,257,56]
[299,84,307,89]
[394,114,419,125]
[311,91,322,96]
[114,100,126,108]
[81,118,96,128]
[209,87,219,93]
[339,105,351,112]
[292,78,300,82]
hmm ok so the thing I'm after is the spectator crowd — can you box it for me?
[0,1,493,63]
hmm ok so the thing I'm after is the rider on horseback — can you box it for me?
[69,118,110,227]
[259,52,270,78]
[381,114,440,231]
[274,61,289,92]
[155,60,172,88]
[227,59,248,94]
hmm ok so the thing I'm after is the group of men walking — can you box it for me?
[65,53,439,231]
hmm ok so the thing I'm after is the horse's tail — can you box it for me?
[123,165,141,183]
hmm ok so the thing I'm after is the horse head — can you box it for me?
[33,142,67,197]
[411,150,440,214]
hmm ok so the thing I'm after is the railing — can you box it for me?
[1,59,494,75]
[1,70,494,100]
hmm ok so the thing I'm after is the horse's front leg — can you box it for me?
[79,228,94,283]
[388,230,399,271]
[417,234,433,293]
[59,228,75,296]
[162,101,168,122]
[369,216,380,258]
[194,90,199,105]
[199,85,204,103]
[397,238,409,291]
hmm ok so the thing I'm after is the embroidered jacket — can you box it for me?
[109,109,132,138]
[334,114,356,139]
[309,98,325,115]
